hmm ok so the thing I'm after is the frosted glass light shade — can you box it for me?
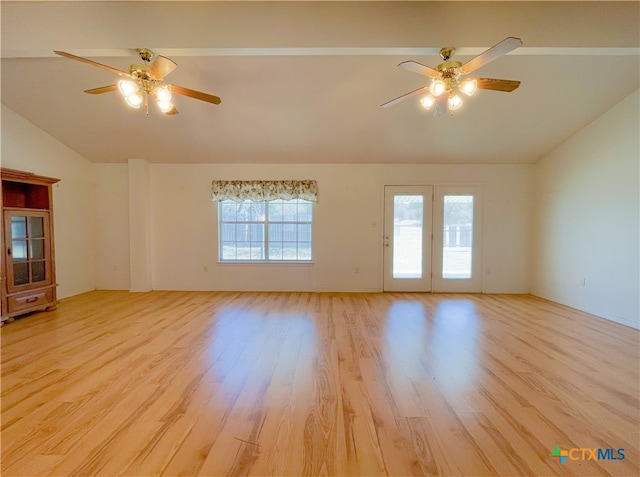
[125,91,143,108]
[118,80,138,97]
[460,79,478,96]
[430,79,446,97]
[420,95,435,109]
[155,86,172,102]
[157,100,173,113]
[448,93,462,110]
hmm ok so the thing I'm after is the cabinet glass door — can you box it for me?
[5,211,51,291]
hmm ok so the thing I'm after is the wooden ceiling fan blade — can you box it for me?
[433,94,448,117]
[54,51,130,77]
[170,85,221,105]
[460,37,522,75]
[380,86,429,108]
[84,85,118,95]
[399,60,441,78]
[149,55,178,80]
[475,77,521,92]
[165,106,179,115]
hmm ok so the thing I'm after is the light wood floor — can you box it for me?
[1,291,638,477]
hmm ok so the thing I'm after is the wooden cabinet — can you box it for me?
[1,168,60,324]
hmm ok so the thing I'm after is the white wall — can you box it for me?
[143,163,532,293]
[1,105,96,299]
[532,90,640,329]
[2,105,533,297]
[94,163,130,290]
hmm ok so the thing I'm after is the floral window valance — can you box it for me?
[211,180,318,203]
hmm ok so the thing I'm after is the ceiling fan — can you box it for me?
[381,37,522,117]
[54,48,221,115]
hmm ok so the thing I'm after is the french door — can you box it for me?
[432,186,483,292]
[383,185,483,292]
[383,186,433,291]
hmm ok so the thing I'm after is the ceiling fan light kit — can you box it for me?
[54,48,222,116]
[381,37,523,117]
[56,38,519,119]
[117,80,143,108]
[422,75,475,113]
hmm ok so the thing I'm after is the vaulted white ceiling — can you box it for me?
[2,1,638,164]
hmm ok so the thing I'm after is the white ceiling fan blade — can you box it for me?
[460,37,522,75]
[399,60,441,78]
[380,86,429,109]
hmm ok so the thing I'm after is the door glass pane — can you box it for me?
[393,195,423,279]
[442,195,473,279]
[11,216,27,239]
[13,263,29,285]
[32,261,46,282]
[29,216,45,238]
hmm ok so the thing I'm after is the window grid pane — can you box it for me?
[219,199,312,262]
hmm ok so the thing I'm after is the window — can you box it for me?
[219,199,313,262]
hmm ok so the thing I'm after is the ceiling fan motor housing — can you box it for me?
[137,48,154,63]
[439,47,456,61]
[437,61,462,78]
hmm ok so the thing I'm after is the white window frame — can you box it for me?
[217,198,313,263]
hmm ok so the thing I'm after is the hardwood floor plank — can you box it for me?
[340,379,387,476]
[2,291,638,476]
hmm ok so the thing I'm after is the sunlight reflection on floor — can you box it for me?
[207,307,316,399]
[431,300,480,393]
[383,299,480,392]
